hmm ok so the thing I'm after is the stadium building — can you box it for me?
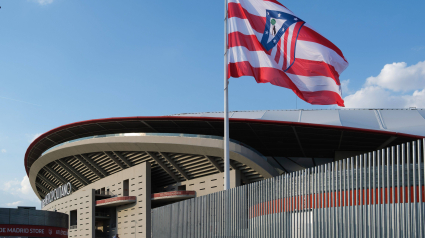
[26,109,425,238]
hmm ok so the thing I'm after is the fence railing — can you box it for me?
[152,139,425,238]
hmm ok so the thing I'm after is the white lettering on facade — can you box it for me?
[41,182,72,208]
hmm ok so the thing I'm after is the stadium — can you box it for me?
[26,109,425,238]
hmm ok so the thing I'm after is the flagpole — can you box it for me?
[223,0,230,191]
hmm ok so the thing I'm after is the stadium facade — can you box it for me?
[26,109,425,238]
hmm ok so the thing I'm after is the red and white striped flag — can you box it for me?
[227,0,348,106]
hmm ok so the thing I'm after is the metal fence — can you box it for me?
[152,139,425,238]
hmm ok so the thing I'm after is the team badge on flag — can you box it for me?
[227,0,349,106]
[261,10,304,71]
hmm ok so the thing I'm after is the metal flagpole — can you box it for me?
[223,0,230,190]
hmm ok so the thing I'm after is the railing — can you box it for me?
[95,189,117,197]
[152,139,425,238]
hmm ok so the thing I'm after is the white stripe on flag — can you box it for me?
[228,46,275,68]
[228,17,263,40]
[295,40,348,74]
[286,73,342,94]
[286,23,296,69]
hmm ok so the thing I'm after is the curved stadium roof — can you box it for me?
[26,109,425,177]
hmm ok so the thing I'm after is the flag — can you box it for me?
[227,0,348,106]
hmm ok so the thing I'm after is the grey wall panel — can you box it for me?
[339,110,381,130]
[300,110,342,126]
[0,208,10,224]
[10,209,29,225]
[261,110,300,122]
[28,209,46,226]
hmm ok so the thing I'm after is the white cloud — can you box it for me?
[18,176,33,195]
[365,61,425,92]
[5,201,23,207]
[1,149,6,153]
[2,176,39,201]
[32,0,54,5]
[412,46,425,51]
[344,61,425,108]
[2,179,20,192]
[340,79,352,96]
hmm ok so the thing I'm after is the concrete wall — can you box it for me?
[160,170,241,197]
[42,162,151,238]
[115,162,151,238]
[44,189,95,238]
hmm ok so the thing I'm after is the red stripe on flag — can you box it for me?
[274,38,282,64]
[298,26,347,62]
[286,58,341,85]
[228,32,271,54]
[228,61,345,106]
[228,3,266,34]
[282,29,289,70]
[264,0,288,9]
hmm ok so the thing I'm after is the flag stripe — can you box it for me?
[295,40,348,74]
[228,61,345,106]
[282,28,289,70]
[229,0,293,16]
[264,0,288,9]
[228,15,262,39]
[288,22,304,70]
[228,32,268,52]
[228,46,342,94]
[274,38,282,64]
[228,2,266,34]
[298,26,347,62]
[286,58,340,85]
[286,24,295,69]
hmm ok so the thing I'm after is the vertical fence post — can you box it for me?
[417,140,423,238]
[396,145,400,238]
[407,142,411,238]
[400,144,407,238]
[413,142,418,237]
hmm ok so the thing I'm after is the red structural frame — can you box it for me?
[25,116,424,176]
[151,191,196,199]
[96,196,137,206]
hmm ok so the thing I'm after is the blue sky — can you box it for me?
[0,0,424,208]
